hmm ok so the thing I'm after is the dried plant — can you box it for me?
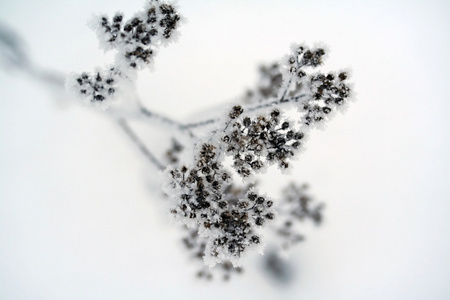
[1,0,354,281]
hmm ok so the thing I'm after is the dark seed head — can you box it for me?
[248,192,257,201]
[255,217,264,226]
[265,212,275,220]
[251,235,260,244]
[113,15,123,23]
[218,201,227,209]
[94,94,105,101]
[339,72,348,81]
[323,107,332,114]
[243,117,251,127]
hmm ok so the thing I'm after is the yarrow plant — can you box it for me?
[65,0,353,280]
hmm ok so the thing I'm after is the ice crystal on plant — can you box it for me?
[164,143,276,267]
[64,0,354,280]
[91,0,181,69]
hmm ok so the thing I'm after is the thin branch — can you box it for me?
[279,76,293,102]
[181,93,308,131]
[246,93,307,113]
[139,105,195,138]
[280,58,304,102]
[117,118,165,170]
[182,118,217,129]
[0,23,66,89]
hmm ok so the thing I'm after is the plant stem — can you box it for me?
[117,118,165,170]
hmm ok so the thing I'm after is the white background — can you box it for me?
[1,0,449,299]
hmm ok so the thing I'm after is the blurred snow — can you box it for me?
[1,0,450,299]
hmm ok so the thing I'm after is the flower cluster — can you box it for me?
[165,138,184,165]
[243,63,283,104]
[278,45,352,127]
[181,224,243,281]
[165,88,343,267]
[174,178,324,280]
[295,46,326,68]
[300,71,351,126]
[223,106,305,173]
[275,183,323,250]
[66,0,354,281]
[67,67,123,104]
[164,144,276,267]
[92,0,181,69]
[68,0,182,108]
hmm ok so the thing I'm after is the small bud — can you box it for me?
[243,117,251,127]
[251,235,260,244]
[297,70,306,78]
[201,167,210,174]
[338,72,348,81]
[255,217,265,226]
[238,201,249,209]
[335,97,344,105]
[94,94,105,101]
[270,109,280,118]
[316,48,325,56]
[265,213,275,220]
[248,192,257,201]
[221,172,229,181]
[294,132,304,140]
[303,50,312,59]
[251,160,263,170]
[229,106,244,119]
[322,107,332,114]
[113,15,123,23]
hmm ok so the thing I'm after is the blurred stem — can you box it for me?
[182,93,308,130]
[117,118,165,170]
[139,104,194,138]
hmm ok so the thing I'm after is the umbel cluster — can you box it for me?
[68,0,352,280]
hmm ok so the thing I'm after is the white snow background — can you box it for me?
[0,0,449,299]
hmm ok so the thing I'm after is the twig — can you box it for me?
[183,119,217,129]
[181,94,309,131]
[117,118,165,170]
[279,76,293,102]
[139,105,195,138]
[246,94,307,113]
